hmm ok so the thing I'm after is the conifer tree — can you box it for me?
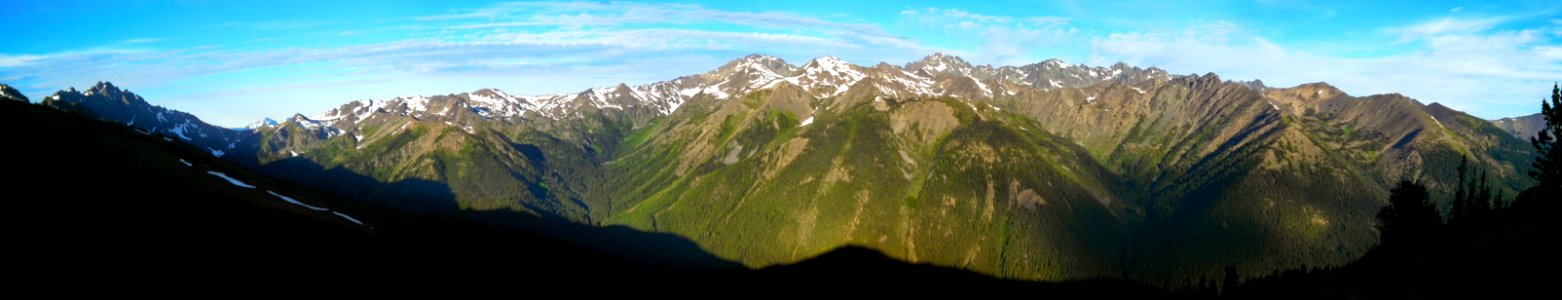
[1529,83,1562,190]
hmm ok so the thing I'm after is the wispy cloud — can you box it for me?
[1092,16,1562,118]
[0,1,932,125]
[4,1,1557,125]
[1386,17,1508,42]
[230,19,336,30]
[120,38,164,44]
[900,8,1075,65]
[422,1,913,51]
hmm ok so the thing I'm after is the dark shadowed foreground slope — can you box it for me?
[0,99,1174,295]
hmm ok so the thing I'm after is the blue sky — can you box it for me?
[3,0,1559,126]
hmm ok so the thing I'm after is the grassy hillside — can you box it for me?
[600,83,1135,281]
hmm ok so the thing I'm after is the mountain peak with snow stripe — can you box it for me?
[907,52,976,78]
[244,117,279,129]
[0,83,26,102]
[282,53,1175,134]
[41,81,248,157]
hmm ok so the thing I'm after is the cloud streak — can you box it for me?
[1090,16,1562,118]
[0,1,931,125]
[900,8,1075,66]
[2,1,1557,124]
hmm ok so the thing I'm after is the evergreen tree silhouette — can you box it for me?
[1529,83,1562,190]
[1452,156,1470,221]
[1492,189,1506,210]
[1376,180,1438,247]
[1472,170,1492,220]
[1221,265,1239,296]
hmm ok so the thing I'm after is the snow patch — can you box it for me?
[168,121,193,141]
[800,115,814,127]
[332,212,366,226]
[206,171,255,188]
[178,159,193,167]
[699,83,731,99]
[968,76,992,97]
[795,56,866,97]
[267,191,328,211]
[403,95,429,113]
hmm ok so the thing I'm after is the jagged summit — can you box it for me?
[270,53,1184,131]
[88,81,121,94]
[40,81,247,156]
[906,52,975,77]
[0,83,27,103]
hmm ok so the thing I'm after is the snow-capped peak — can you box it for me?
[810,56,850,70]
[274,53,1171,129]
[464,88,539,118]
[245,117,279,129]
[791,56,867,97]
[739,54,787,67]
[1043,59,1070,68]
[909,52,975,78]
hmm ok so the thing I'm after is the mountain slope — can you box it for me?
[0,83,26,102]
[30,53,1538,286]
[1267,84,1536,203]
[42,82,249,157]
[986,73,1389,283]
[5,98,1189,295]
[2,97,738,273]
[1493,113,1545,140]
[599,83,1133,280]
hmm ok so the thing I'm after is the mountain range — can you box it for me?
[28,53,1539,286]
[1493,113,1546,140]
